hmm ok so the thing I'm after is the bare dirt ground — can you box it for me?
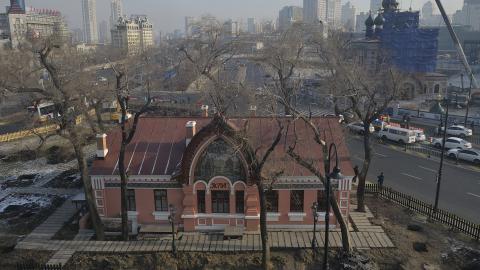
[363,196,480,270]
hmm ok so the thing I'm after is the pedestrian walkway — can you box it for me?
[22,198,78,242]
[17,230,394,255]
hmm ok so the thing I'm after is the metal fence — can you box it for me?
[365,184,480,241]
[0,124,58,143]
[16,263,62,270]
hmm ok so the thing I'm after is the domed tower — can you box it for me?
[365,13,374,39]
[374,13,384,37]
[382,0,399,12]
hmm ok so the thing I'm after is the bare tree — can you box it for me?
[110,56,153,240]
[261,25,305,115]
[27,41,106,239]
[315,34,403,212]
[178,16,240,114]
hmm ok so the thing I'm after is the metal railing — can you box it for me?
[16,263,62,270]
[365,184,480,241]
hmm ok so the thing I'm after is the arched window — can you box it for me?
[194,138,246,183]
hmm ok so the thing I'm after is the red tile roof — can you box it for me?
[90,116,354,178]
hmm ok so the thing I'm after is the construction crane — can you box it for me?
[434,0,478,88]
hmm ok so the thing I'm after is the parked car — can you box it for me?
[447,148,480,165]
[347,122,375,134]
[378,125,416,144]
[441,125,473,138]
[432,137,472,150]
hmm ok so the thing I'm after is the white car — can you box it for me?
[432,137,472,150]
[347,122,375,134]
[413,130,426,142]
[378,126,416,144]
[447,149,480,165]
[442,125,473,138]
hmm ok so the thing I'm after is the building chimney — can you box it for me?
[96,133,108,159]
[201,105,209,117]
[186,121,197,146]
[249,105,257,117]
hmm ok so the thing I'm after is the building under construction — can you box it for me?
[365,0,439,73]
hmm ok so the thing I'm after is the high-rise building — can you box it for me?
[223,19,240,37]
[421,1,442,27]
[341,1,356,32]
[326,0,342,29]
[453,0,480,31]
[355,11,369,33]
[110,0,123,28]
[247,18,256,34]
[278,6,303,31]
[71,28,83,44]
[81,0,98,43]
[111,16,154,55]
[303,0,321,24]
[370,0,382,12]
[98,20,110,44]
[185,16,195,37]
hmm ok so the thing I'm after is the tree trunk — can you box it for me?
[356,127,373,212]
[94,103,105,132]
[118,142,129,240]
[257,182,271,270]
[71,138,104,240]
[329,192,351,251]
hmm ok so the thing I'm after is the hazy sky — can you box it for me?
[0,0,464,33]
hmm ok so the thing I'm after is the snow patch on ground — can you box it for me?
[0,157,76,183]
[0,194,54,213]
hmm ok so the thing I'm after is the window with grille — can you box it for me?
[235,191,244,214]
[197,190,206,213]
[316,190,328,212]
[212,191,229,213]
[154,189,168,212]
[265,190,278,212]
[289,190,304,212]
[126,189,136,211]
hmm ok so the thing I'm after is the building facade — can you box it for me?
[98,20,110,44]
[90,116,353,233]
[81,0,98,43]
[325,0,342,29]
[111,15,154,55]
[341,2,356,32]
[303,0,323,25]
[0,4,69,48]
[453,0,480,31]
[370,0,382,12]
[278,6,303,31]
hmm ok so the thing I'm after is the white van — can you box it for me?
[379,125,416,144]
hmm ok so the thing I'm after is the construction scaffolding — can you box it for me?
[380,11,439,73]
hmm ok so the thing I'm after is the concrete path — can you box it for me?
[23,198,78,242]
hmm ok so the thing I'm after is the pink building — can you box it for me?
[90,115,353,233]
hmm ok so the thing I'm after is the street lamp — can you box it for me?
[433,98,449,217]
[323,143,343,270]
[311,202,319,257]
[168,204,177,257]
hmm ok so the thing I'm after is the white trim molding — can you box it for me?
[181,213,245,219]
[245,214,260,220]
[267,212,281,222]
[288,212,306,222]
[152,211,170,221]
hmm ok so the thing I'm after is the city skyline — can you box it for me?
[0,0,464,33]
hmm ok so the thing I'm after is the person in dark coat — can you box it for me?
[352,165,360,183]
[377,172,385,188]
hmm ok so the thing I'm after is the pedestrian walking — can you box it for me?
[352,165,360,184]
[377,172,385,188]
[471,121,475,133]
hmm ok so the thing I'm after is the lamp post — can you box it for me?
[433,98,449,216]
[464,73,473,127]
[311,202,319,258]
[323,143,343,270]
[168,204,177,257]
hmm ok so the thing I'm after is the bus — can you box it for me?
[378,125,417,144]
[27,102,58,122]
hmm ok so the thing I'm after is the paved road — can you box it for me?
[346,136,480,223]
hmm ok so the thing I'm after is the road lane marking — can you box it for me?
[467,193,480,199]
[375,153,387,157]
[418,166,436,173]
[401,173,423,181]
